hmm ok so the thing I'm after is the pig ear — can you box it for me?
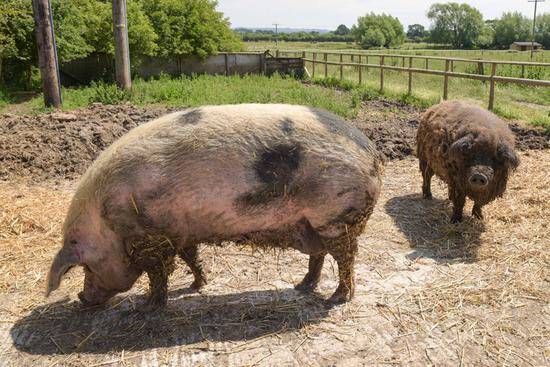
[497,142,519,170]
[45,244,80,297]
[449,134,473,160]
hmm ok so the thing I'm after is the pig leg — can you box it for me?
[294,218,326,292]
[327,240,358,304]
[449,185,466,223]
[472,203,483,219]
[178,245,207,290]
[295,253,326,292]
[420,159,434,199]
[144,256,175,310]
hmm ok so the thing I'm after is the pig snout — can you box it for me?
[78,270,117,306]
[468,166,493,190]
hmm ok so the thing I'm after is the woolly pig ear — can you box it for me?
[45,243,80,297]
[449,135,473,159]
[498,142,519,170]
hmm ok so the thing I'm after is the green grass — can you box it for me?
[2,74,361,119]
[304,53,550,127]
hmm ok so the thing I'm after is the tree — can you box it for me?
[407,24,427,42]
[535,13,550,49]
[477,21,496,49]
[140,0,242,59]
[352,13,405,49]
[493,12,531,49]
[0,0,36,87]
[427,2,484,48]
[334,24,350,36]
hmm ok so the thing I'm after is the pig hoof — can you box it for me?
[450,214,463,224]
[190,278,207,290]
[327,290,352,305]
[472,208,483,219]
[294,280,319,292]
[423,192,433,200]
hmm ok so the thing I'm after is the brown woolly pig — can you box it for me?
[46,104,383,308]
[417,101,519,223]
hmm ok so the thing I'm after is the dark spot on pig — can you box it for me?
[312,109,375,153]
[176,109,203,125]
[337,207,364,225]
[236,143,302,208]
[280,119,294,134]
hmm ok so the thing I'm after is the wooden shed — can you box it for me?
[510,42,543,51]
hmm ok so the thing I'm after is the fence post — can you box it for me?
[425,58,429,70]
[113,0,132,91]
[477,61,484,75]
[380,55,385,92]
[408,57,413,95]
[276,49,279,58]
[312,52,316,78]
[324,53,328,78]
[402,57,405,68]
[521,64,525,78]
[488,63,497,110]
[339,54,343,80]
[450,60,454,72]
[443,59,450,100]
[365,55,369,73]
[302,50,306,59]
[358,55,362,85]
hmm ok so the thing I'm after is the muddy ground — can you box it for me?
[0,102,548,366]
[1,101,548,180]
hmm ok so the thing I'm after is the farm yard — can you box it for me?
[0,96,549,366]
[1,0,550,365]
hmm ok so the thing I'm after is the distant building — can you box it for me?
[510,42,543,51]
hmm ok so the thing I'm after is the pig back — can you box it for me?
[79,104,383,243]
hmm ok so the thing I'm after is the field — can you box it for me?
[242,42,550,128]
[0,95,549,366]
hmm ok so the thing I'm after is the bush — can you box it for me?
[88,80,131,104]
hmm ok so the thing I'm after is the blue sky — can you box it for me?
[217,0,549,30]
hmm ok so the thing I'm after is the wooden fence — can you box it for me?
[279,50,550,110]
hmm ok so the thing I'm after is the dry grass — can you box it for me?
[0,151,548,366]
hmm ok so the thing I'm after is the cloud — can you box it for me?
[217,0,545,29]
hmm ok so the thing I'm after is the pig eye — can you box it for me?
[459,141,471,151]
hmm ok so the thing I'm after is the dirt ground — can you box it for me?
[0,103,549,366]
[0,101,548,180]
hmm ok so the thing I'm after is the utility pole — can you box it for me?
[528,0,545,60]
[113,0,131,90]
[273,23,280,47]
[32,0,62,108]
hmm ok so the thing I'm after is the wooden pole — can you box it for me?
[324,53,328,78]
[312,53,316,78]
[380,56,385,92]
[365,55,369,73]
[488,63,497,110]
[443,59,450,100]
[477,61,484,75]
[32,0,62,108]
[425,58,429,70]
[339,54,343,80]
[408,57,413,95]
[358,57,362,85]
[112,0,131,90]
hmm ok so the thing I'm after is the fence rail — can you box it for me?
[295,50,550,110]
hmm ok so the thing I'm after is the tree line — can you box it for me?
[238,3,550,51]
[0,0,242,88]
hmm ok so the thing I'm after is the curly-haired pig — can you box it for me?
[46,104,383,308]
[417,101,519,223]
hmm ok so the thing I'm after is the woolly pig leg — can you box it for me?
[144,256,175,310]
[178,245,207,290]
[420,159,434,199]
[472,203,483,219]
[295,253,326,292]
[449,185,466,223]
[328,240,358,304]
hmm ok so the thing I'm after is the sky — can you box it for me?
[217,0,549,30]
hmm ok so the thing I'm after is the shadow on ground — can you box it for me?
[385,193,485,263]
[11,288,328,355]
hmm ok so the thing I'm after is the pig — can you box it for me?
[417,101,519,223]
[46,104,383,308]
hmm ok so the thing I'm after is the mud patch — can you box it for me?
[0,101,547,181]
